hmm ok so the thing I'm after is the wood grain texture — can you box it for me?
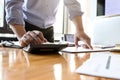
[0,47,116,80]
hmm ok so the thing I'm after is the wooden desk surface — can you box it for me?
[0,47,118,80]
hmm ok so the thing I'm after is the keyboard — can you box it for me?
[23,42,68,54]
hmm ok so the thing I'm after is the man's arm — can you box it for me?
[64,0,92,49]
[5,0,24,26]
[72,16,92,49]
[10,24,26,40]
[5,0,47,47]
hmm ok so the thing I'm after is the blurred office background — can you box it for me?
[1,0,120,46]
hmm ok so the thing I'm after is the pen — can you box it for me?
[101,46,115,49]
[106,55,111,69]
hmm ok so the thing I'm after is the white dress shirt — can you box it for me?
[5,0,83,28]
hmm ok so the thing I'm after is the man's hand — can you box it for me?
[74,32,93,49]
[20,30,47,47]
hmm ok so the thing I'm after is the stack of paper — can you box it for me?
[75,52,120,79]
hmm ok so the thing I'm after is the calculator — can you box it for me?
[23,42,68,54]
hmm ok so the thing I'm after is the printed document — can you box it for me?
[75,52,120,79]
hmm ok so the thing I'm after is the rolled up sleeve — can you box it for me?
[64,0,83,20]
[5,0,24,25]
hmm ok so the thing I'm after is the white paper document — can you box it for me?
[61,47,110,53]
[75,52,120,79]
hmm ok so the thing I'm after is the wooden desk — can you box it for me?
[0,47,117,80]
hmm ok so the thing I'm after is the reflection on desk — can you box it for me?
[0,47,117,80]
[0,48,29,80]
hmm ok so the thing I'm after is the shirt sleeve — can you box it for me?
[64,0,83,20]
[5,0,24,25]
